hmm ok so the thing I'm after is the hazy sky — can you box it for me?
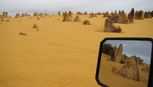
[0,0,153,14]
[104,40,152,64]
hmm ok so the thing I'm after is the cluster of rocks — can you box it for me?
[62,11,92,25]
[110,10,129,24]
[103,8,152,25]
[74,15,81,22]
[76,12,88,15]
[104,8,153,24]
[108,8,135,24]
[34,12,43,17]
[76,12,83,15]
[95,12,103,15]
[103,11,109,17]
[66,11,101,16]
[103,8,137,33]
[83,12,88,15]
[135,10,153,19]
[110,44,144,65]
[15,13,21,18]
[15,13,30,18]
[134,10,153,19]
[76,12,102,17]
[89,13,97,18]
[144,12,152,18]
[144,11,153,18]
[104,16,122,33]
[0,11,9,21]
[134,10,144,20]
[107,44,150,81]
[62,11,73,22]
[33,12,49,17]
[0,11,9,18]
[21,13,30,17]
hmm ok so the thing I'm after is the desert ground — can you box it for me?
[99,53,149,87]
[0,14,153,87]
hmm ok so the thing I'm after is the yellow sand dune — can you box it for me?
[0,15,153,87]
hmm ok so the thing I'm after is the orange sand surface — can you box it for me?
[0,15,153,87]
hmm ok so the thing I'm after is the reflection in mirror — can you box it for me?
[99,40,152,87]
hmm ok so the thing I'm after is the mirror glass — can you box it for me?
[98,40,152,87]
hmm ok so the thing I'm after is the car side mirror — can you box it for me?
[96,38,153,87]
